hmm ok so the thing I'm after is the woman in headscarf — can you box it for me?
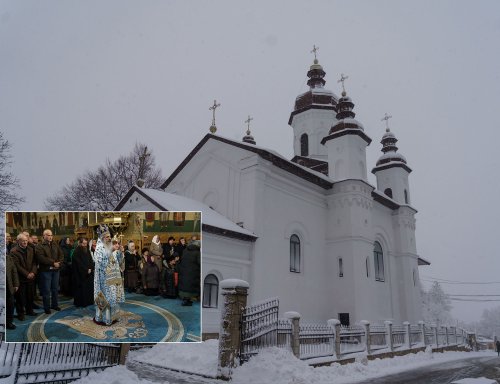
[142,254,160,296]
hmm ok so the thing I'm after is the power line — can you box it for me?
[421,277,500,285]
[449,294,500,297]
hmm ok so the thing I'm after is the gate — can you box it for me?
[240,298,279,363]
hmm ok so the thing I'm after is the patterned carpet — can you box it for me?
[6,293,201,343]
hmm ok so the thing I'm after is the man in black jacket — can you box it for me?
[36,229,64,314]
[10,233,38,319]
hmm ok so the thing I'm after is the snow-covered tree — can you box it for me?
[45,143,163,210]
[421,281,453,326]
[477,306,500,338]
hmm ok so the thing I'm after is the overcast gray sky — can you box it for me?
[1,0,500,323]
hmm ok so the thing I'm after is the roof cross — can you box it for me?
[381,113,393,131]
[337,73,349,94]
[209,99,221,133]
[311,45,319,61]
[245,115,253,134]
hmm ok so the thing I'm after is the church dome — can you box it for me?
[292,59,338,114]
[374,127,409,168]
[329,94,364,134]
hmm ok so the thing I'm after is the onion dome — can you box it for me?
[242,115,256,145]
[328,92,365,134]
[288,59,338,125]
[372,127,412,173]
[242,128,256,145]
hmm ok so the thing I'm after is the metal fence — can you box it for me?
[339,325,365,355]
[240,298,280,363]
[391,325,406,348]
[299,324,334,359]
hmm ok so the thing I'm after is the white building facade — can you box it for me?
[117,59,427,334]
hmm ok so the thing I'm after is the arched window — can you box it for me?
[404,189,409,204]
[374,241,385,282]
[290,234,301,273]
[300,134,309,156]
[384,188,393,198]
[203,274,219,308]
[366,256,370,278]
[338,257,343,277]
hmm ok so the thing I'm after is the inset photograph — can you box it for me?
[4,211,201,343]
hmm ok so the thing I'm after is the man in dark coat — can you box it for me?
[178,240,201,306]
[36,229,64,314]
[124,241,140,293]
[6,233,13,254]
[10,233,38,319]
[6,253,19,329]
[72,238,95,307]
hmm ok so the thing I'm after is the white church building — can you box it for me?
[116,58,429,334]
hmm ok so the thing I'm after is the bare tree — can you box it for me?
[0,131,25,211]
[45,143,163,210]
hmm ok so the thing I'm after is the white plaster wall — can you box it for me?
[291,109,337,160]
[374,167,411,205]
[324,135,368,181]
[201,234,253,333]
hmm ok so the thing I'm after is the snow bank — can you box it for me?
[131,339,219,377]
[72,365,154,384]
[231,347,497,384]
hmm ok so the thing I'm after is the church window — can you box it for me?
[338,257,343,277]
[366,257,370,278]
[374,241,385,282]
[413,269,417,287]
[384,188,393,198]
[404,189,409,204]
[339,313,350,326]
[300,134,309,156]
[203,274,219,308]
[290,234,301,273]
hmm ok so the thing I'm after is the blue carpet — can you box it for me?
[6,293,200,343]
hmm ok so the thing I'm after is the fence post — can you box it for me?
[403,321,411,349]
[419,321,426,346]
[328,319,341,359]
[385,321,393,352]
[284,311,301,359]
[360,320,371,355]
[217,279,249,380]
[433,325,439,347]
[444,326,449,346]
[119,343,130,365]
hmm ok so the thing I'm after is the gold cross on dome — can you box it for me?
[245,115,253,134]
[381,113,393,130]
[311,45,319,61]
[337,73,349,94]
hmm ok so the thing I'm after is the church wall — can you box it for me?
[242,163,333,322]
[291,109,335,160]
[325,135,368,181]
[201,234,253,333]
[375,167,411,205]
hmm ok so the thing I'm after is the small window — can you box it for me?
[300,133,309,157]
[404,189,409,204]
[290,234,301,273]
[384,188,393,198]
[203,274,219,308]
[374,241,385,282]
[366,257,370,278]
[338,257,343,277]
[339,313,350,327]
[413,269,417,287]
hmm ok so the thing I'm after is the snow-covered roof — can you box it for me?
[161,134,335,191]
[117,187,257,239]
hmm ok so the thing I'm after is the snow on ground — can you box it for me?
[92,341,496,384]
[72,365,156,384]
[131,339,219,377]
[231,347,497,384]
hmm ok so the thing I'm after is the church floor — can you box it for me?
[5,293,201,343]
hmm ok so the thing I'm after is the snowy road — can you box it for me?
[352,356,500,384]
